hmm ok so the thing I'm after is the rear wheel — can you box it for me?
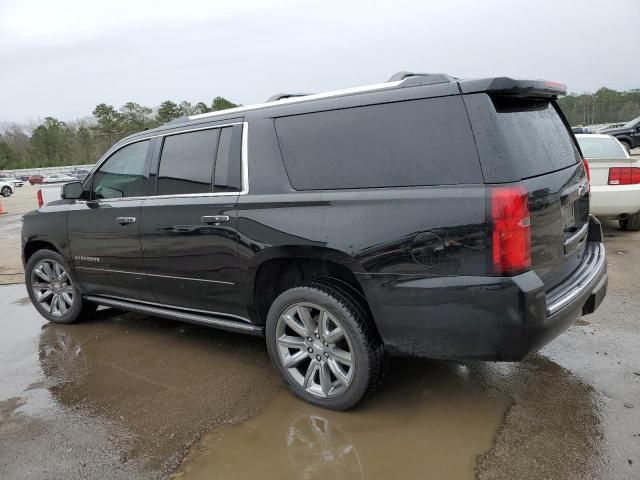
[26,249,97,324]
[265,283,383,410]
[620,212,640,231]
[1,186,11,197]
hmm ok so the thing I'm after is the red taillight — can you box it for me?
[491,185,531,275]
[582,158,591,190]
[608,167,640,185]
[37,189,43,208]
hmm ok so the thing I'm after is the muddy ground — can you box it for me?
[0,183,638,479]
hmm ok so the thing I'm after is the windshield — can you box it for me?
[622,115,640,129]
[577,136,627,159]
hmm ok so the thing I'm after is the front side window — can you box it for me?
[92,140,150,199]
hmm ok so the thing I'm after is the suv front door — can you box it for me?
[68,138,153,300]
[140,124,245,318]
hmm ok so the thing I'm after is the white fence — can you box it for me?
[1,164,94,177]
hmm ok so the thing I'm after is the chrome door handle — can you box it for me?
[201,215,230,224]
[116,216,137,225]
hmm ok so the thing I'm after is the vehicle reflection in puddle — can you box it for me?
[172,360,513,480]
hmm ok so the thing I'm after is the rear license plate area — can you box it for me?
[563,202,576,230]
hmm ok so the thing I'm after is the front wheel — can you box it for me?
[265,283,384,410]
[1,186,11,197]
[25,249,97,324]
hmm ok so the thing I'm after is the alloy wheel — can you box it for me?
[30,259,75,317]
[276,302,354,398]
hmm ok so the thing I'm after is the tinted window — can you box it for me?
[93,140,149,199]
[490,97,579,178]
[275,97,482,190]
[577,136,627,159]
[213,125,243,192]
[157,129,219,195]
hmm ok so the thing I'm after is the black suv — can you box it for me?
[22,72,608,409]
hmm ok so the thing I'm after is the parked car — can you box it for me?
[576,133,640,230]
[36,183,66,207]
[572,126,592,134]
[29,175,44,185]
[0,180,14,197]
[22,73,608,410]
[43,173,77,183]
[602,115,640,153]
[0,176,23,188]
[69,168,90,181]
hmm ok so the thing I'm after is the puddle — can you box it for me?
[172,360,512,480]
[0,284,281,479]
[10,296,31,305]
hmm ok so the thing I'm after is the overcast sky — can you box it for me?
[0,0,638,123]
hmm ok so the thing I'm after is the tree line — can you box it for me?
[2,87,639,171]
[557,87,640,127]
[0,97,238,170]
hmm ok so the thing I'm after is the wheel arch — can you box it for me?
[23,239,61,263]
[616,136,632,148]
[247,246,380,331]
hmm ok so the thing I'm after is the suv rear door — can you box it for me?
[464,93,589,290]
[140,123,245,317]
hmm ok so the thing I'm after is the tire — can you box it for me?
[620,141,631,154]
[25,249,97,324]
[620,212,640,231]
[265,282,384,410]
[1,186,11,197]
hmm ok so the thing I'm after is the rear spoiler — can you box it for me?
[458,77,567,98]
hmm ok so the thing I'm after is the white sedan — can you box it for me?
[576,134,640,230]
[42,173,77,183]
[0,180,13,197]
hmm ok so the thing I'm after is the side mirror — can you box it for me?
[61,181,83,200]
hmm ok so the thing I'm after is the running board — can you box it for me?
[84,295,264,336]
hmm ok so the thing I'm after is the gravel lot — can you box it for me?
[0,180,638,480]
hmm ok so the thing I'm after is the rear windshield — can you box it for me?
[577,136,627,159]
[490,97,579,179]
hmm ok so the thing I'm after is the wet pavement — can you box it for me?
[0,221,639,479]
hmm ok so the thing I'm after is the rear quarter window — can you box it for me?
[274,96,482,190]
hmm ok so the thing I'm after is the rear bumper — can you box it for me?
[365,216,608,361]
[590,184,640,217]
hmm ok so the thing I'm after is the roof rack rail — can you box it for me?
[267,93,313,102]
[388,71,456,86]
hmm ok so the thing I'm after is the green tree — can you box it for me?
[92,103,122,146]
[119,102,153,134]
[211,96,238,111]
[156,100,182,124]
[0,142,15,169]
[179,100,194,116]
[193,102,211,115]
[75,125,95,163]
[29,117,73,166]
